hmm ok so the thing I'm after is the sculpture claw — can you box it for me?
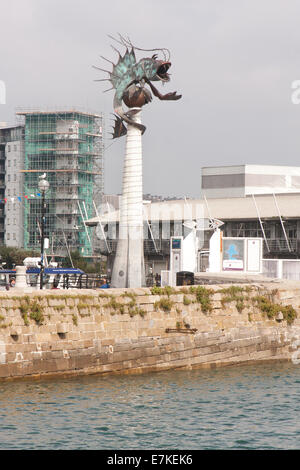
[164,91,182,101]
[146,80,182,101]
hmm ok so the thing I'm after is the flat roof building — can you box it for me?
[86,192,300,280]
[201,164,300,199]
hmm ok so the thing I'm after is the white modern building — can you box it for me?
[87,165,300,283]
[201,164,300,199]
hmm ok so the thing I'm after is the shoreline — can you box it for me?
[0,356,292,383]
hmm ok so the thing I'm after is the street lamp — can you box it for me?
[38,177,50,289]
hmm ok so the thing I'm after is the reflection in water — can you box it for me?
[0,363,300,449]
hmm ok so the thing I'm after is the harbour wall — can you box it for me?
[1,282,300,381]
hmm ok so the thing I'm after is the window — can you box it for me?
[7,189,10,196]
[14,174,17,182]
[7,233,10,240]
[13,218,16,225]
[8,160,10,167]
[7,218,10,225]
[14,145,17,151]
[7,145,10,152]
[7,175,10,182]
[13,233,16,240]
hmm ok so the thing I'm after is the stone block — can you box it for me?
[56,323,69,334]
[134,295,154,305]
[143,346,161,356]
[83,339,94,349]
[113,342,132,353]
[55,357,71,371]
[169,294,184,303]
[9,326,22,337]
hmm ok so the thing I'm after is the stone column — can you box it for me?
[111,108,145,288]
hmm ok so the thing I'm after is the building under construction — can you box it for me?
[16,109,104,258]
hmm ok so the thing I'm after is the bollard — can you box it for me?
[14,266,28,289]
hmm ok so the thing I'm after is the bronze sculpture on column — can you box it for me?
[95,35,182,287]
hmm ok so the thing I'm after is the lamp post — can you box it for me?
[38,177,50,290]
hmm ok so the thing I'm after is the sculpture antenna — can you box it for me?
[92,65,111,74]
[110,45,122,58]
[95,35,181,137]
[108,33,170,62]
[92,65,119,79]
[100,55,115,66]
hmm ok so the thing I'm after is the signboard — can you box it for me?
[247,239,261,272]
[172,238,181,250]
[222,239,244,271]
[170,236,183,286]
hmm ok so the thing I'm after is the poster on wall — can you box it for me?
[247,239,261,272]
[222,239,244,271]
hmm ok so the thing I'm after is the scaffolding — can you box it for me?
[16,109,104,257]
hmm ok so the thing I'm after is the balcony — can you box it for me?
[264,238,297,253]
[98,238,170,256]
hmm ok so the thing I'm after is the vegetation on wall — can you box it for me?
[220,285,247,313]
[252,295,297,325]
[0,284,297,327]
[154,297,174,312]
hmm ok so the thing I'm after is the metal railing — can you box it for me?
[98,238,171,255]
[264,238,297,253]
[60,273,103,289]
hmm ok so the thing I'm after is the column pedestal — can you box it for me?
[111,108,145,288]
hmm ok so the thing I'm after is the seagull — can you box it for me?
[39,173,47,179]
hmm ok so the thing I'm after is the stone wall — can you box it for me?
[1,282,300,381]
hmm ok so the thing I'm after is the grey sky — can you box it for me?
[1,0,300,198]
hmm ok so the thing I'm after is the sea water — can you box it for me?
[0,362,300,450]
